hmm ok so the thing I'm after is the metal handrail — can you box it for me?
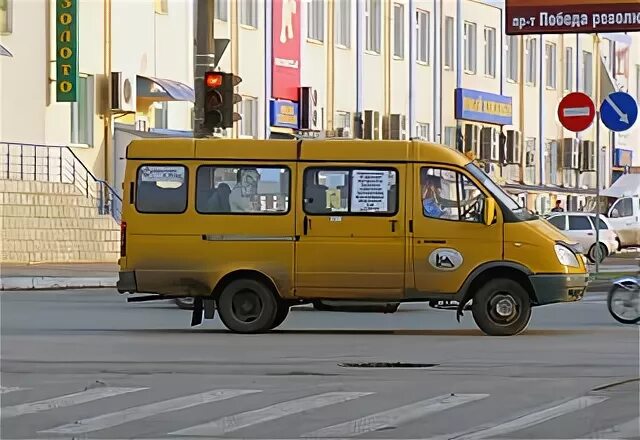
[0,142,122,222]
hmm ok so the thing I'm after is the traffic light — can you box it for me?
[203,71,243,131]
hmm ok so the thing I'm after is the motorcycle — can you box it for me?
[607,276,640,325]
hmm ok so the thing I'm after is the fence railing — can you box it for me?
[0,142,122,222]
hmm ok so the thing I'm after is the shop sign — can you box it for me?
[56,0,79,102]
[270,100,299,129]
[455,89,513,126]
[506,0,640,35]
[614,148,633,167]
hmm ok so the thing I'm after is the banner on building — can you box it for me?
[56,0,79,102]
[455,89,513,126]
[272,0,300,101]
[505,0,640,35]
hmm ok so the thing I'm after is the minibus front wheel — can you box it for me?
[471,278,532,336]
[217,278,279,333]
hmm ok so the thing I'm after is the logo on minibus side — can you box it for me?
[428,248,464,271]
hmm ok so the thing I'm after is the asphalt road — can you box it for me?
[1,289,638,440]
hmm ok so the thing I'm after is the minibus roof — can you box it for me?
[126,138,471,166]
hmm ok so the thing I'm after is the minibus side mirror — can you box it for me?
[484,197,497,226]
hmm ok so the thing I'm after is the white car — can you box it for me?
[546,212,619,263]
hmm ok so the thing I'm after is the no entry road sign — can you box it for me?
[557,92,595,132]
[600,92,639,132]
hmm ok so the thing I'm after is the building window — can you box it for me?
[196,166,290,214]
[365,0,381,53]
[484,27,496,77]
[136,165,188,214]
[215,0,228,21]
[154,0,168,14]
[582,50,593,96]
[335,0,350,47]
[0,0,12,34]
[636,65,640,102]
[333,111,351,131]
[304,168,398,215]
[506,35,518,81]
[239,0,258,28]
[545,42,557,89]
[154,102,168,129]
[392,3,404,58]
[239,97,258,138]
[307,0,324,41]
[416,10,430,64]
[420,168,486,223]
[565,47,573,91]
[444,126,456,147]
[416,123,430,141]
[70,76,94,146]
[525,37,537,85]
[463,22,477,74]
[444,16,454,70]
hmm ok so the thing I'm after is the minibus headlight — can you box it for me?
[554,244,579,268]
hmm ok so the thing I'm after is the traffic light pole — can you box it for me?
[193,0,215,138]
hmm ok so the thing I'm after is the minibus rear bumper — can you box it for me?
[117,271,137,293]
[529,273,589,305]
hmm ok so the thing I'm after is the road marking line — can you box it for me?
[1,387,146,419]
[0,387,29,394]
[444,396,609,440]
[169,391,373,436]
[588,416,640,439]
[39,389,261,435]
[301,393,489,438]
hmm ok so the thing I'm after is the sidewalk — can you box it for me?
[0,263,118,291]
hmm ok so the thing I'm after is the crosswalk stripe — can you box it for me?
[169,391,374,436]
[1,387,146,419]
[0,387,28,394]
[588,416,640,439]
[302,393,490,438]
[40,389,261,435]
[443,396,609,440]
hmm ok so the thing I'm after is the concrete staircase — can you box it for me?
[0,180,120,263]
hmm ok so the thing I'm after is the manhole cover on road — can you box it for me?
[338,362,438,368]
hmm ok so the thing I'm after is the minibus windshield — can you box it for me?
[465,163,538,221]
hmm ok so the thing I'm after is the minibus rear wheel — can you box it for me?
[471,278,532,336]
[217,279,278,333]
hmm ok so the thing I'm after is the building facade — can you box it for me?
[1,0,639,214]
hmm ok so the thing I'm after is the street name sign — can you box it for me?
[557,92,596,132]
[506,0,640,35]
[600,92,639,132]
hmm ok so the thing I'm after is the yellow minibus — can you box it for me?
[117,138,589,336]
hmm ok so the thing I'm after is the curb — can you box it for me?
[0,277,117,291]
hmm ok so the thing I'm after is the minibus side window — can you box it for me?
[420,167,484,222]
[135,165,188,214]
[195,166,290,214]
[303,168,398,215]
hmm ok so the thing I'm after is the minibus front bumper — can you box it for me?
[529,273,589,305]
[117,271,137,293]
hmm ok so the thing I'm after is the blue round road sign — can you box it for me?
[600,92,638,133]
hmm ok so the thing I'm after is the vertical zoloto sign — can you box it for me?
[56,0,79,102]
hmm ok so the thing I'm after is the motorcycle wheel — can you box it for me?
[607,285,640,325]
[174,297,195,310]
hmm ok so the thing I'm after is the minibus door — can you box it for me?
[294,164,406,299]
[411,164,503,295]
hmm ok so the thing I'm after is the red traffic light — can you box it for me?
[205,72,223,88]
